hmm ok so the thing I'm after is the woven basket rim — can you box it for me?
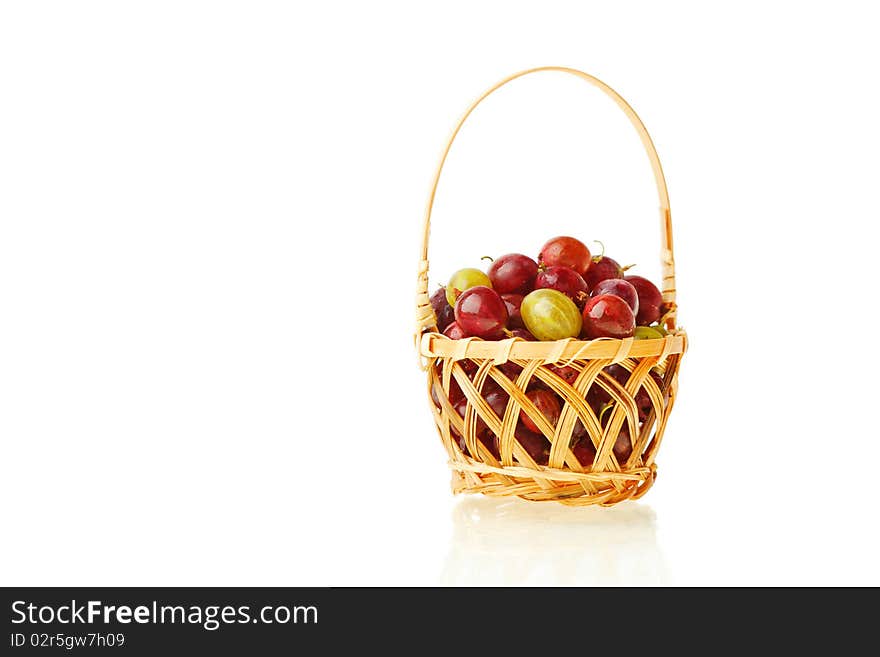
[420,330,687,361]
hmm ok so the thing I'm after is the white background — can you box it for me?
[2,1,878,586]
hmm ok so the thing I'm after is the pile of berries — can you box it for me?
[430,235,669,341]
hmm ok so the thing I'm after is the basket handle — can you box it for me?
[416,66,677,335]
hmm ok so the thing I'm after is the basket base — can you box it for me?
[450,465,656,507]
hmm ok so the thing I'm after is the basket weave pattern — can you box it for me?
[416,67,687,506]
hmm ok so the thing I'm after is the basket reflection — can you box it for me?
[441,496,667,585]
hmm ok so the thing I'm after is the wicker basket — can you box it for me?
[415,67,687,506]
